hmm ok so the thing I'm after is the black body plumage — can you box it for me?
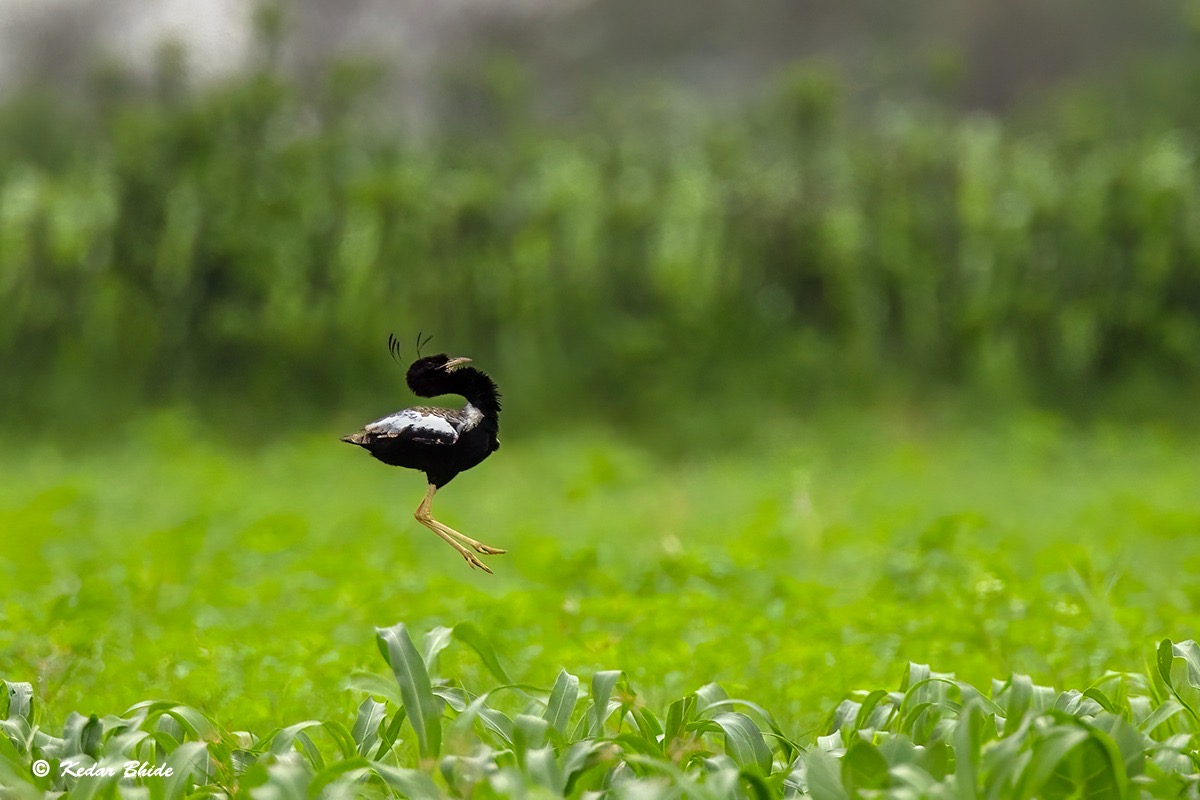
[341,354,501,488]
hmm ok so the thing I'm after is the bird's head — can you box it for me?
[406,354,473,396]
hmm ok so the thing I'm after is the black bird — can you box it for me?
[341,336,505,573]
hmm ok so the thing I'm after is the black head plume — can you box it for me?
[387,333,404,367]
[416,331,433,358]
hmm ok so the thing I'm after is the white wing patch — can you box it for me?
[365,408,458,441]
[460,403,483,431]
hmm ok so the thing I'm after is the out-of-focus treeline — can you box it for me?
[2,6,1199,433]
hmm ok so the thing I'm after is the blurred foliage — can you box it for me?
[2,408,1198,732]
[1,27,1199,428]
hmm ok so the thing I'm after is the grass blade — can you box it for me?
[710,712,772,776]
[805,747,850,800]
[543,669,580,736]
[589,671,623,737]
[423,626,455,672]
[162,741,210,800]
[345,670,405,708]
[453,622,514,684]
[375,622,442,759]
[4,683,33,721]
[350,697,387,757]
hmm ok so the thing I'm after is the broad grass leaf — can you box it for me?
[173,704,219,738]
[615,731,667,757]
[130,730,183,766]
[433,685,470,713]
[525,746,565,793]
[829,699,860,733]
[319,720,358,760]
[1051,725,1129,798]
[561,739,609,794]
[816,730,844,753]
[665,694,697,744]
[4,682,33,721]
[695,683,729,713]
[739,768,774,800]
[543,669,580,736]
[453,622,514,684]
[922,740,951,780]
[855,690,895,731]
[252,753,310,800]
[0,716,34,755]
[0,734,37,792]
[124,701,219,741]
[589,670,623,736]
[996,674,1036,736]
[266,720,324,758]
[878,735,918,767]
[889,762,940,793]
[422,626,454,672]
[162,741,211,800]
[447,691,514,745]
[1136,698,1186,735]
[345,669,405,708]
[375,708,407,759]
[350,697,386,757]
[841,739,889,794]
[512,713,551,757]
[708,712,772,775]
[295,731,324,771]
[1089,714,1145,779]
[375,622,442,758]
[951,698,988,800]
[369,762,440,800]
[307,756,373,797]
[631,706,664,747]
[1081,687,1118,715]
[0,765,38,799]
[979,710,1035,796]
[1027,727,1091,788]
[1156,639,1200,720]
[804,746,849,800]
[704,698,800,761]
[61,713,102,759]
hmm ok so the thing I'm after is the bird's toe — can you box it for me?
[462,552,494,574]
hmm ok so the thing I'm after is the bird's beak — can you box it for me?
[442,356,473,372]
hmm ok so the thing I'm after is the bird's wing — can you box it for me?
[363,407,459,446]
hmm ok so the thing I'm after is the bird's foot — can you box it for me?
[474,543,507,555]
[460,550,494,574]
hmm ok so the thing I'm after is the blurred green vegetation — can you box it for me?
[1,24,1199,429]
[2,408,1198,733]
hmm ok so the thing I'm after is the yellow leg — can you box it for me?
[414,485,507,573]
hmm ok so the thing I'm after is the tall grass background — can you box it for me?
[2,16,1199,433]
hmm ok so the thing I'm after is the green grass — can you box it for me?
[2,408,1199,775]
[7,626,1200,797]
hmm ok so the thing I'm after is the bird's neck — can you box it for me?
[446,368,502,423]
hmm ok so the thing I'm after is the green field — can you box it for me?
[4,406,1200,794]
[4,13,1200,794]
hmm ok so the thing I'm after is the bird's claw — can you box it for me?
[462,551,494,574]
[474,544,507,555]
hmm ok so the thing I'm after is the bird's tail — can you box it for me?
[340,432,367,445]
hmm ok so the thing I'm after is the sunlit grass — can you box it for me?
[2,407,1198,743]
[6,621,1200,796]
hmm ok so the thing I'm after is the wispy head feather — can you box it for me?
[416,331,433,358]
[387,333,404,367]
